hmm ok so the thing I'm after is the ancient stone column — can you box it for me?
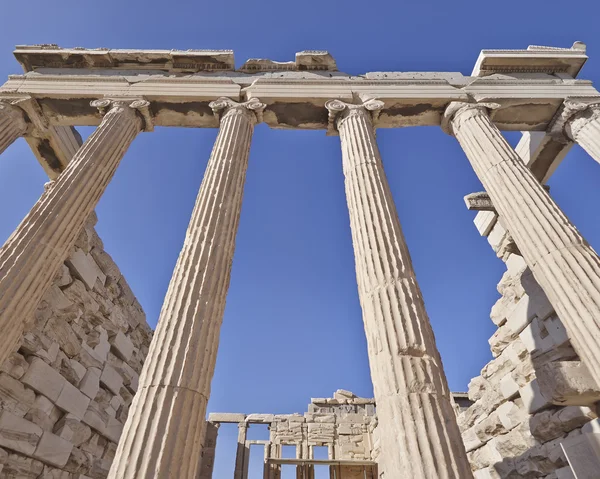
[325,99,472,479]
[557,100,600,164]
[444,101,600,388]
[0,99,148,366]
[199,422,220,479]
[0,100,27,155]
[235,422,248,479]
[108,97,264,479]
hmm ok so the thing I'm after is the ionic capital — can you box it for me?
[325,98,384,135]
[90,98,153,131]
[441,101,500,136]
[209,97,266,125]
[0,99,28,134]
[547,97,600,142]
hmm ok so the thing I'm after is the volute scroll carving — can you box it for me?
[441,101,501,136]
[324,98,385,135]
[209,97,266,125]
[0,99,29,134]
[547,97,600,142]
[90,98,153,131]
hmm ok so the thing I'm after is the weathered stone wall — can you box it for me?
[302,390,375,462]
[0,213,153,478]
[207,390,377,479]
[460,211,600,479]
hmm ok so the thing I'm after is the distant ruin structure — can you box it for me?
[0,42,599,478]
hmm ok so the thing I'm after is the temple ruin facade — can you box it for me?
[0,42,599,478]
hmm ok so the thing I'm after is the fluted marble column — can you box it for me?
[0,99,147,366]
[108,97,264,479]
[326,99,472,479]
[0,100,27,155]
[561,100,600,164]
[444,101,600,388]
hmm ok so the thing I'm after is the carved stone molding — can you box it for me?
[91,98,153,131]
[465,186,550,211]
[209,97,266,125]
[324,98,384,135]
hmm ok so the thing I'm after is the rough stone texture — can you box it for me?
[0,100,27,155]
[537,361,600,407]
[459,215,597,478]
[0,99,147,372]
[327,98,472,478]
[0,220,152,478]
[108,98,263,479]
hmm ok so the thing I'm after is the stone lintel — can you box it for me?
[14,45,235,73]
[0,81,242,129]
[207,413,246,423]
[3,74,598,130]
[472,42,588,77]
[245,414,274,424]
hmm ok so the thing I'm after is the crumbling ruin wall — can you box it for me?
[460,211,600,479]
[0,213,153,478]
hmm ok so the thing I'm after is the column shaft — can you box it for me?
[108,98,262,479]
[327,99,472,479]
[566,104,600,164]
[234,422,248,479]
[447,102,600,388]
[0,101,27,155]
[198,422,220,479]
[0,99,145,366]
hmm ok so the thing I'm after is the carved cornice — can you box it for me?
[208,97,266,125]
[547,97,600,142]
[324,99,384,135]
[91,98,153,131]
[441,101,500,136]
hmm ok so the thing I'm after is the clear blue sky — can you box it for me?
[1,1,599,476]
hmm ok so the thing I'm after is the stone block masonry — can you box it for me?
[0,213,152,478]
[459,213,600,479]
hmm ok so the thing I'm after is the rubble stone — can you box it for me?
[537,361,600,407]
[0,410,42,455]
[33,431,73,468]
